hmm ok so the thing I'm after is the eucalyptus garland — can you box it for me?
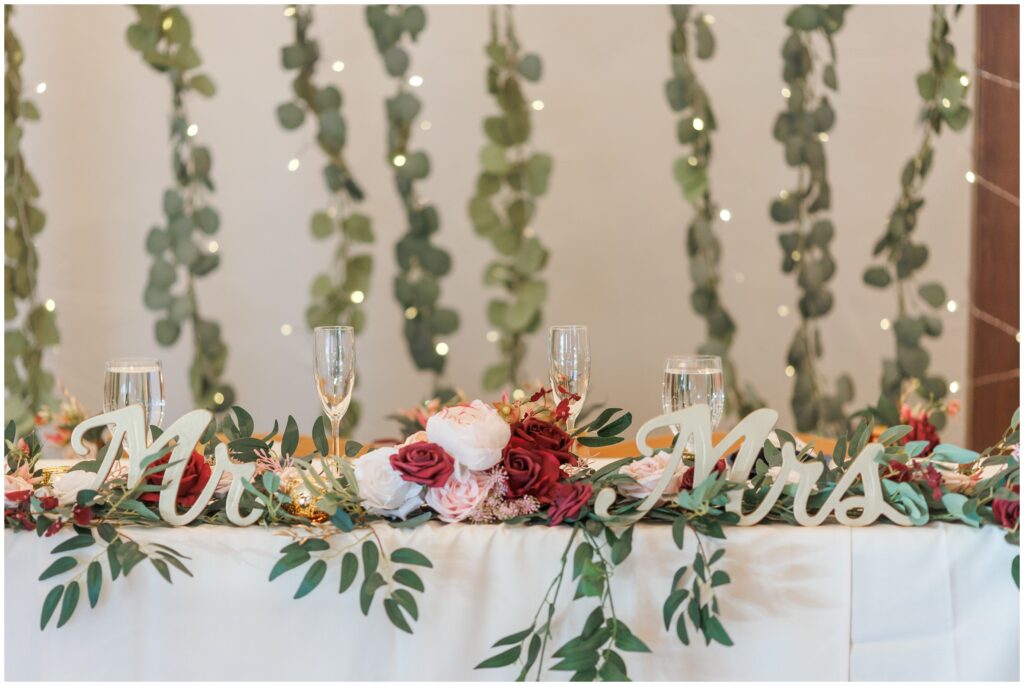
[468,7,553,391]
[277,4,373,432]
[366,5,459,384]
[862,5,970,426]
[769,5,853,434]
[126,6,234,411]
[4,7,58,433]
[665,5,764,418]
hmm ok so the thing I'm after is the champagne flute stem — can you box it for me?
[330,416,342,459]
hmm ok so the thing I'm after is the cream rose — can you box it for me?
[617,451,684,500]
[353,447,425,520]
[402,430,429,447]
[426,400,511,476]
[51,470,97,506]
[425,471,492,523]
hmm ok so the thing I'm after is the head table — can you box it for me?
[5,517,1018,681]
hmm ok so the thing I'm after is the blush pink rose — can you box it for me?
[616,452,684,500]
[425,471,492,523]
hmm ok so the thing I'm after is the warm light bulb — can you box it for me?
[777,305,790,317]
[531,100,544,111]
[332,61,345,72]
[703,14,715,25]
[283,6,295,17]
[523,226,536,238]
[393,154,407,167]
[946,300,958,313]
[186,124,198,137]
[791,250,801,262]
[280,324,293,336]
[785,365,796,377]
[408,75,423,87]
[781,87,791,98]
[512,389,526,401]
[818,132,829,142]
[287,158,300,172]
[44,298,55,312]
[213,392,225,405]
[405,307,418,319]
[162,16,173,30]
[435,342,449,356]
[779,190,790,200]
[692,117,705,131]
[486,330,499,343]
[208,240,219,253]
[880,318,891,330]
[350,290,365,304]
[941,98,951,108]
[35,82,47,94]
[949,381,960,394]
[420,120,432,131]
[719,209,731,222]
[688,156,699,167]
[965,170,976,183]
[959,75,970,87]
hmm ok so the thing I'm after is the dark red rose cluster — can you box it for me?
[547,481,592,526]
[679,458,728,491]
[390,442,455,488]
[510,417,576,465]
[992,484,1020,530]
[899,406,941,457]
[140,450,213,508]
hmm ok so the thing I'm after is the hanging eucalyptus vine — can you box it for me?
[666,5,763,418]
[126,6,234,411]
[4,7,58,432]
[468,6,553,391]
[277,4,373,431]
[862,5,970,427]
[366,5,459,387]
[769,5,853,434]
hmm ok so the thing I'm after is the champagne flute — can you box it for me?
[549,325,590,432]
[103,357,166,431]
[313,326,356,458]
[661,355,725,437]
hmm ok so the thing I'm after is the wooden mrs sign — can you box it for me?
[70,405,262,526]
[594,406,912,527]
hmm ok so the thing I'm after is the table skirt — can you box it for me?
[4,522,1019,681]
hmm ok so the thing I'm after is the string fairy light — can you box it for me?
[332,61,345,72]
[280,324,293,336]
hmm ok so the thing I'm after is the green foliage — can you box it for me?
[769,5,853,434]
[863,6,969,416]
[366,5,459,383]
[278,5,373,435]
[469,7,553,391]
[666,6,764,419]
[4,7,58,433]
[126,5,234,412]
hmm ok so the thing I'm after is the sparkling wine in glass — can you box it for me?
[314,326,356,458]
[662,355,725,437]
[103,357,166,431]
[549,325,590,432]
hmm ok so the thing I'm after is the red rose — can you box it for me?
[992,485,1020,530]
[899,407,940,456]
[547,481,592,526]
[38,495,58,511]
[139,450,213,508]
[389,442,455,488]
[6,490,31,504]
[73,505,94,526]
[44,519,63,537]
[503,443,562,503]
[511,418,576,465]
[679,459,727,491]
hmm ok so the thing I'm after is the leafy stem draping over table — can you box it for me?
[4,391,1019,682]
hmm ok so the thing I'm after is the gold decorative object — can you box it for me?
[39,465,71,487]
[282,477,329,523]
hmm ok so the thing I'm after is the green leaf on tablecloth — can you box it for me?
[1013,555,1020,589]
[671,516,686,549]
[39,556,77,581]
[392,588,419,621]
[391,547,433,567]
[359,572,386,615]
[269,549,310,581]
[610,526,633,565]
[476,645,522,669]
[384,597,413,633]
[57,580,80,628]
[394,568,424,592]
[705,615,733,646]
[676,612,690,645]
[492,626,534,648]
[86,561,102,608]
[51,534,94,554]
[339,552,359,593]
[663,588,689,630]
[361,540,379,576]
[295,559,327,599]
[40,585,63,630]
[150,557,173,584]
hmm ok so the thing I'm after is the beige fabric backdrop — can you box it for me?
[15,5,973,441]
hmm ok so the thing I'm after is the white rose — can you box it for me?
[401,431,429,447]
[51,470,97,506]
[353,447,424,520]
[617,451,683,500]
[426,400,511,476]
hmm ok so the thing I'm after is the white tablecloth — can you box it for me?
[4,522,1019,681]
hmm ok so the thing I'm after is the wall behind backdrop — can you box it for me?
[16,4,974,442]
